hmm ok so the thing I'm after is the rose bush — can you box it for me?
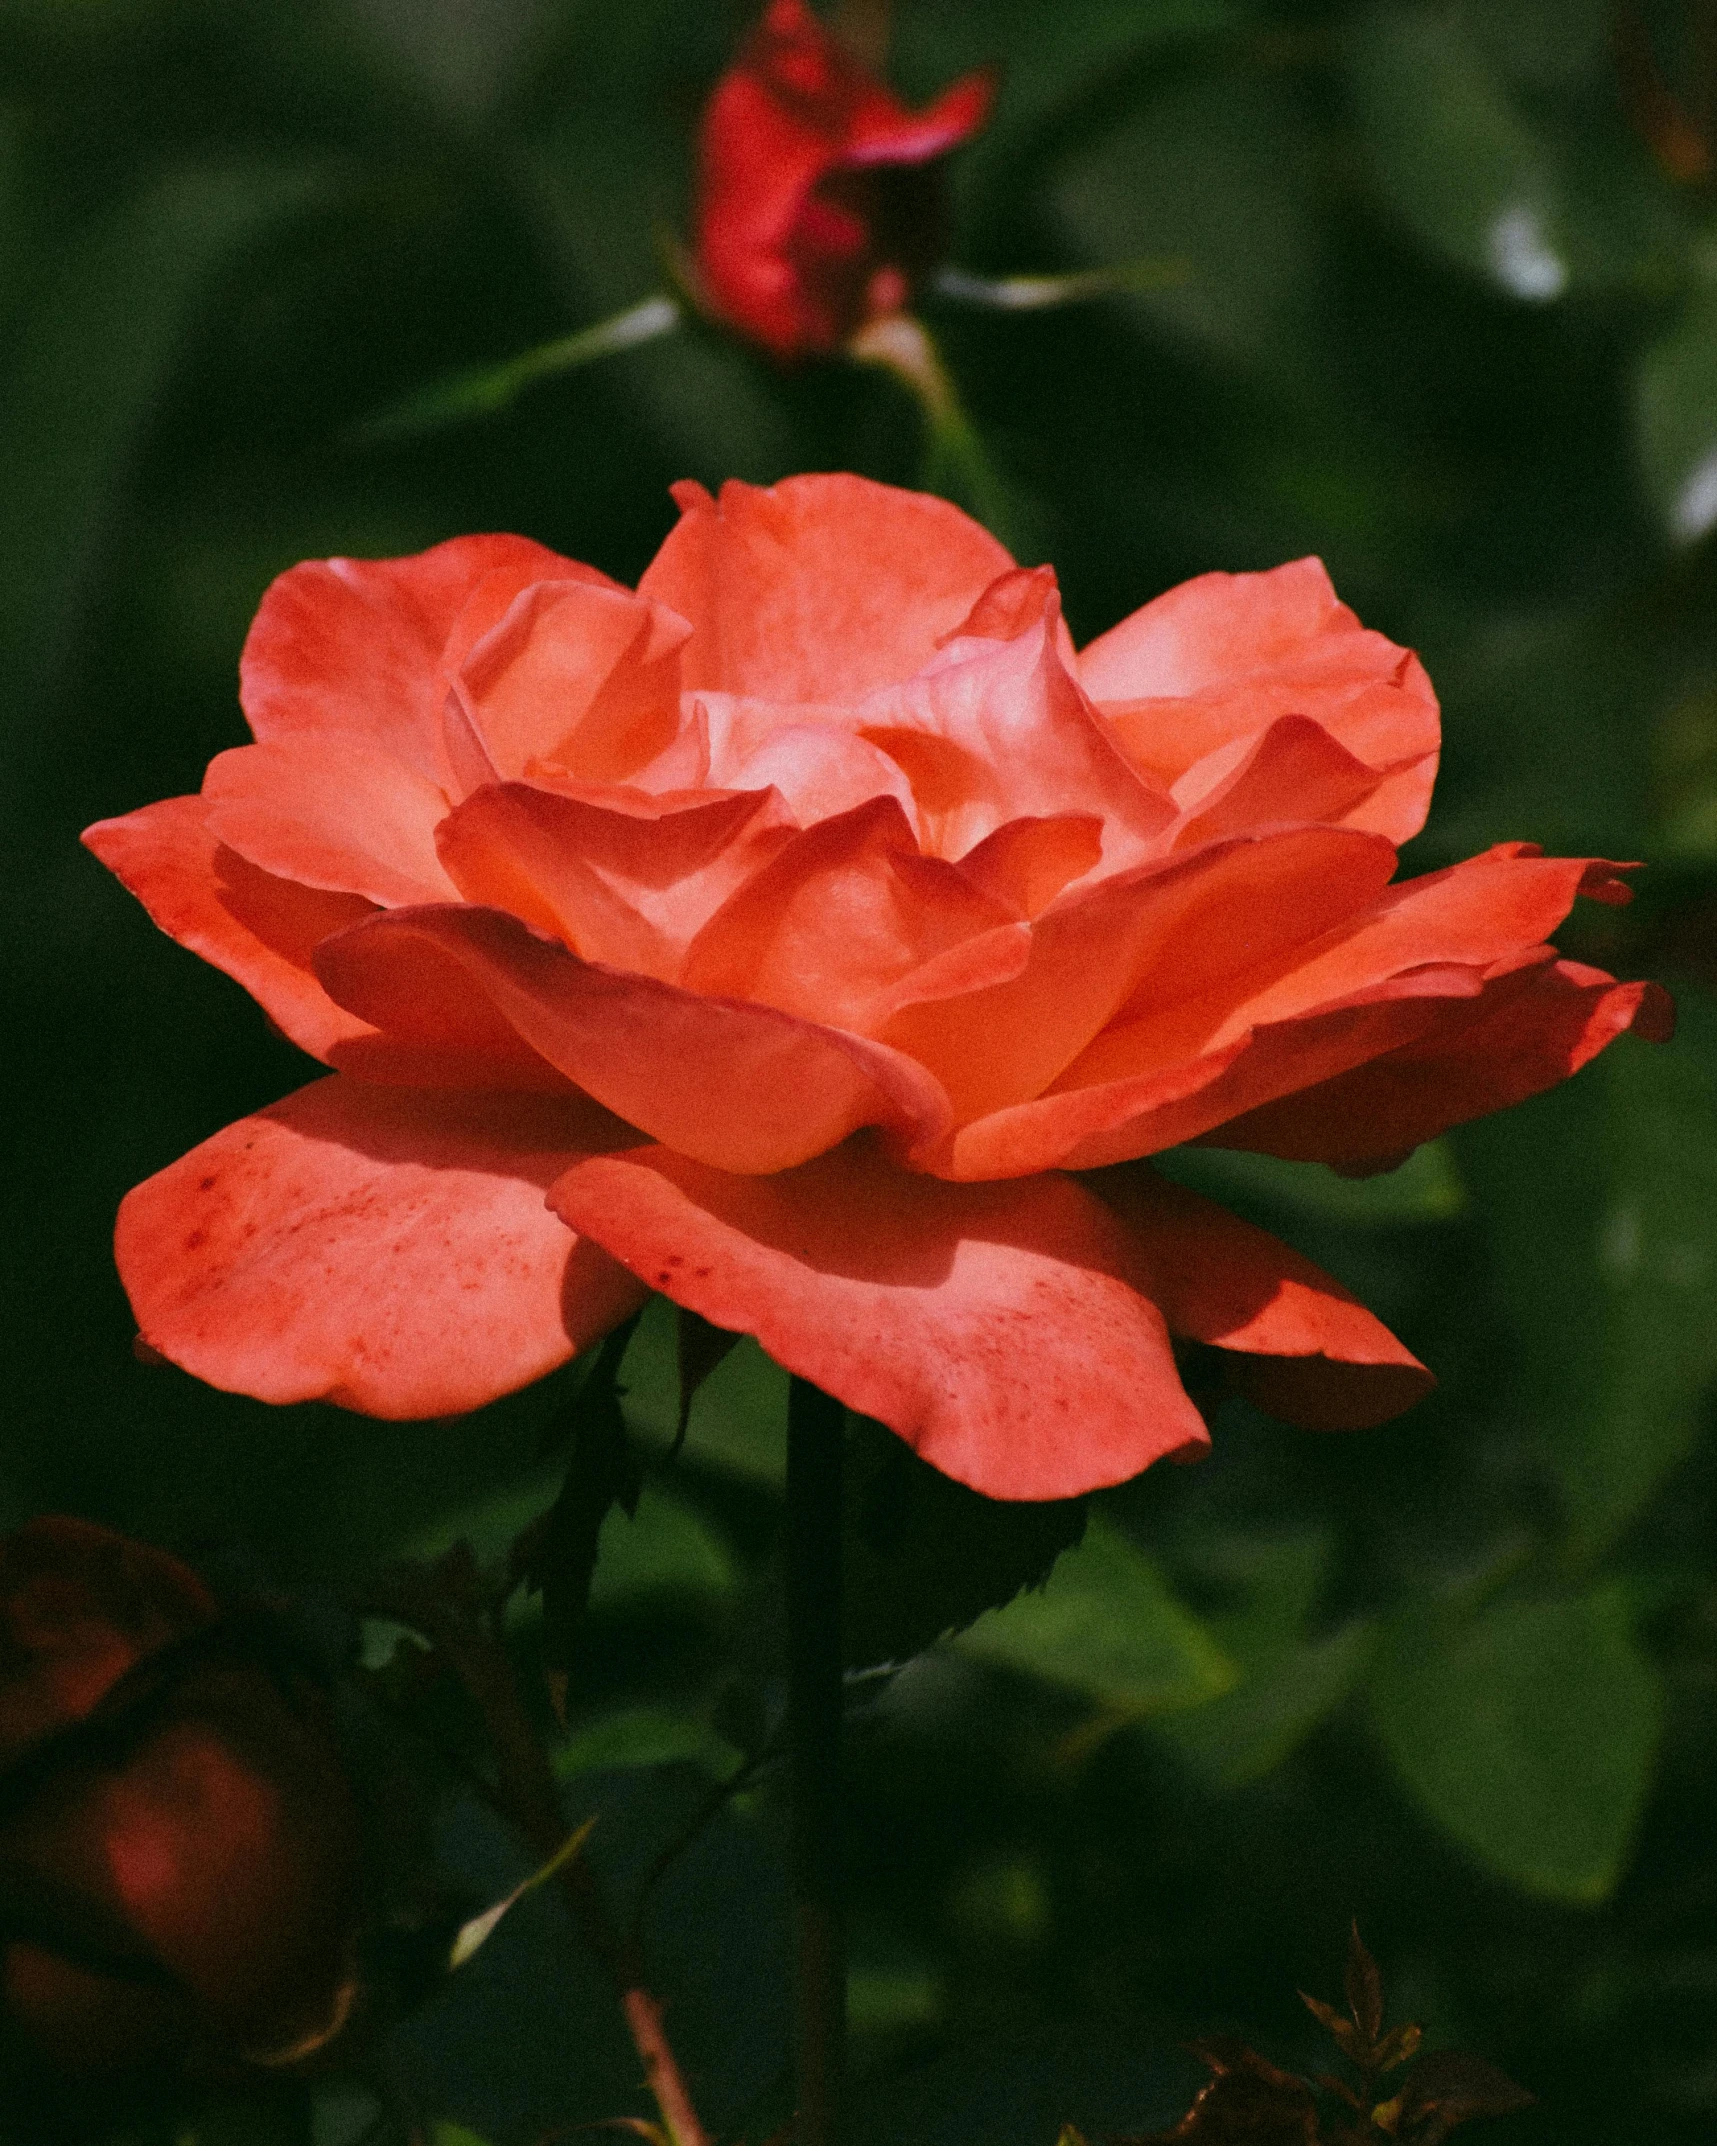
[0,1518,364,2124]
[692,0,994,358]
[84,474,1671,1499]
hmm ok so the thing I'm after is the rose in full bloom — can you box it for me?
[84,475,1670,1500]
[0,1518,364,2122]
[692,0,994,358]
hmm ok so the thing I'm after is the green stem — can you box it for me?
[846,312,1027,552]
[932,261,1187,309]
[357,293,682,440]
[786,1376,847,2146]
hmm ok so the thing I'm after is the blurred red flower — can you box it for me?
[84,475,1671,1499]
[0,1518,364,2121]
[692,0,995,357]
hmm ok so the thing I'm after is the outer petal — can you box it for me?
[882,826,1398,1126]
[117,1079,644,1418]
[314,904,954,1173]
[949,966,1491,1179]
[638,475,1013,701]
[547,1141,1210,1499]
[1092,1167,1433,1428]
[82,797,377,1062]
[239,535,579,783]
[1079,558,1440,843]
[1200,957,1676,1170]
[1063,844,1629,1095]
[843,68,995,165]
[201,737,459,908]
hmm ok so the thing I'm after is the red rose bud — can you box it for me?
[0,1519,365,2125]
[693,0,995,358]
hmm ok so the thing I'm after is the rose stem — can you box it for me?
[364,1569,710,2146]
[786,1375,848,2146]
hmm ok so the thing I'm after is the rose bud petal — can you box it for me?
[692,0,996,358]
[0,1519,366,2124]
[83,472,1670,1501]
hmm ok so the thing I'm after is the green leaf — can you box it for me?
[1345,3,1677,302]
[954,1514,1236,1713]
[1419,604,1656,864]
[1455,997,1717,1557]
[621,1296,788,1487]
[518,0,796,485]
[347,0,544,120]
[586,1483,739,1613]
[848,311,1035,551]
[1635,284,1717,547]
[1455,0,1611,94]
[1157,1141,1468,1229]
[844,1418,1088,1671]
[1152,1524,1360,1786]
[1369,1586,1663,1902]
[515,1318,644,1681]
[895,0,1245,207]
[1170,1521,1336,1659]
[552,1704,742,1784]
[0,161,328,732]
[1157,1620,1374,1789]
[1044,62,1325,388]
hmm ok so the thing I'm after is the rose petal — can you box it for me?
[1199,958,1676,1169]
[679,692,923,827]
[681,794,1016,1030]
[955,813,1105,917]
[638,474,1013,701]
[842,62,995,165]
[1091,1166,1433,1428]
[883,826,1398,1126]
[314,904,954,1173]
[1064,844,1625,1096]
[82,797,377,1062]
[945,966,1495,1179]
[693,0,993,356]
[116,1078,643,1417]
[1167,713,1415,850]
[856,576,1173,861]
[548,1141,1210,1499]
[440,552,622,678]
[318,901,581,1093]
[1079,557,1440,843]
[240,535,578,783]
[201,737,459,908]
[454,579,690,784]
[436,781,795,981]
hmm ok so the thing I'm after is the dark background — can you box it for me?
[4,1,1717,2141]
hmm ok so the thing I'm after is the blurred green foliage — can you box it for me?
[5,0,1717,2141]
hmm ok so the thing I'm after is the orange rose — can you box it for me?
[84,477,1670,1498]
[0,1519,364,2122]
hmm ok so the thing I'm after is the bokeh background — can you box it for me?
[5,0,1717,2141]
